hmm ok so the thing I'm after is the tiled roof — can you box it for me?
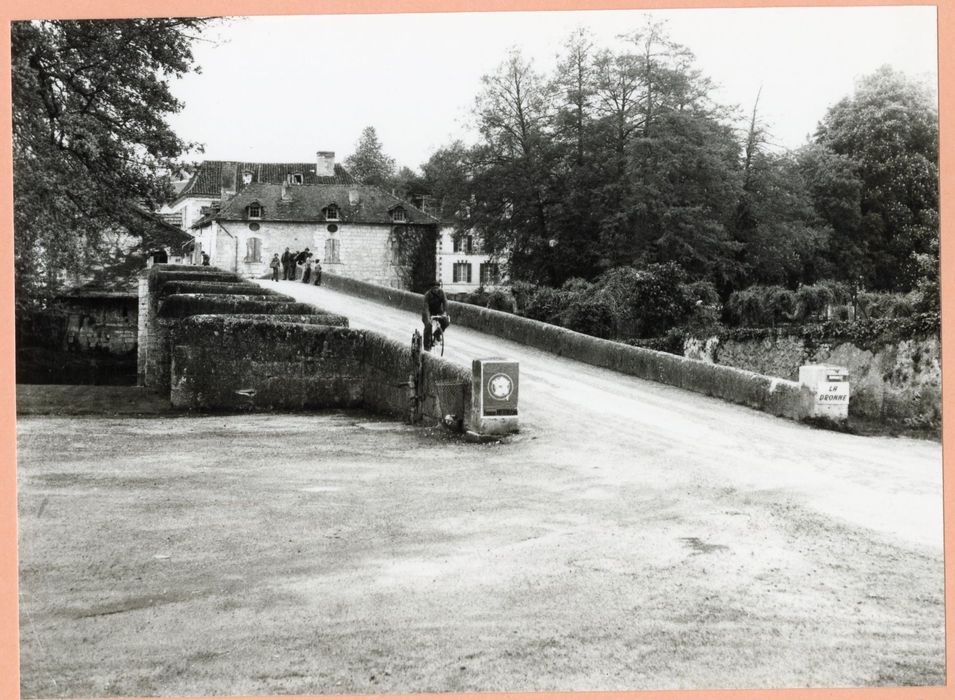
[194,183,440,227]
[177,160,355,200]
[128,206,194,249]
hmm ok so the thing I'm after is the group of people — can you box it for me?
[270,247,322,285]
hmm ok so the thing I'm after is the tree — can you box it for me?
[729,94,831,289]
[12,18,210,309]
[812,66,938,291]
[343,126,396,188]
[553,28,595,167]
[469,49,558,283]
[417,142,472,222]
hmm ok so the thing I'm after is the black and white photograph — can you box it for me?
[11,3,944,696]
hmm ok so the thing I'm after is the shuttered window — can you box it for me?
[453,262,472,283]
[325,238,341,263]
[480,263,500,284]
[245,237,262,263]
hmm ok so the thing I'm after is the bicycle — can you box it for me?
[425,314,450,356]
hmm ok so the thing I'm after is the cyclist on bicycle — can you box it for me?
[422,280,450,351]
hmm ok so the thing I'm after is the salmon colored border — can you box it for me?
[0,0,950,699]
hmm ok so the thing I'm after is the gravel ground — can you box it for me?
[17,401,944,696]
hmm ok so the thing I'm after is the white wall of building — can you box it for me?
[436,227,504,295]
[199,220,405,287]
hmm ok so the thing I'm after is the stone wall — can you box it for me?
[684,334,941,430]
[138,264,288,387]
[153,294,317,390]
[18,294,138,385]
[205,220,405,287]
[169,315,471,427]
[320,272,816,422]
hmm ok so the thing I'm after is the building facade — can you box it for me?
[186,154,439,288]
[436,227,504,296]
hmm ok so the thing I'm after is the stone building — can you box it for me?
[174,152,440,288]
[437,228,505,296]
[160,152,355,231]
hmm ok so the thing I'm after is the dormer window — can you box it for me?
[287,173,304,185]
[248,203,262,219]
[324,204,340,221]
[391,207,407,223]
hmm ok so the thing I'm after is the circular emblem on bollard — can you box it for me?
[488,373,514,401]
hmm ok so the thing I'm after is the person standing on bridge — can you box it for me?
[294,248,311,281]
[269,253,281,281]
[281,248,292,280]
[422,280,449,351]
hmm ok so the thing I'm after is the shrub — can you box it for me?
[625,328,686,355]
[509,281,538,314]
[462,287,490,308]
[486,288,517,313]
[596,263,692,338]
[794,283,835,322]
[726,285,798,327]
[560,297,616,339]
[719,311,939,352]
[681,279,720,306]
[681,302,724,337]
[524,286,571,325]
[856,291,915,320]
[561,277,594,294]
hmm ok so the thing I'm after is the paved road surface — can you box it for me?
[262,279,942,553]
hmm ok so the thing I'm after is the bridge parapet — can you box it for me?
[138,263,314,388]
[157,280,291,299]
[170,315,471,427]
[320,271,815,423]
[139,265,242,386]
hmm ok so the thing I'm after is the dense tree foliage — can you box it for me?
[402,21,938,337]
[12,18,210,308]
[809,66,939,292]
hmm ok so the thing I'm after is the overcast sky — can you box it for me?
[167,5,938,170]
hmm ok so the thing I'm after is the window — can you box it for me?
[325,238,341,263]
[480,263,500,285]
[391,207,406,223]
[453,234,475,254]
[324,204,340,221]
[245,237,262,263]
[288,173,304,185]
[452,236,462,253]
[453,262,472,283]
[248,203,262,219]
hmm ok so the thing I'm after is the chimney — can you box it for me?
[281,181,291,201]
[316,151,335,178]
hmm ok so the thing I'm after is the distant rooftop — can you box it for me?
[176,160,356,201]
